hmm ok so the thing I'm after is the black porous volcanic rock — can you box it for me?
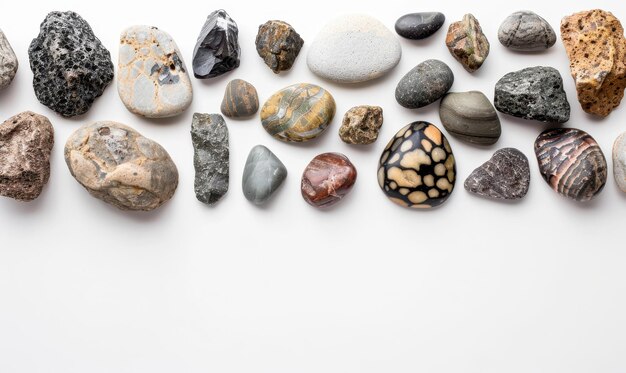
[28,11,114,117]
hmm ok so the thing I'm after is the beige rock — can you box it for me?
[64,121,178,211]
[561,9,626,117]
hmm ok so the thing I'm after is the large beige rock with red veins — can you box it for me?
[561,9,626,117]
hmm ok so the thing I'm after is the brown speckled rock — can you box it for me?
[64,121,178,211]
[446,14,490,73]
[561,9,626,117]
[255,20,304,73]
[339,105,383,145]
[0,111,54,201]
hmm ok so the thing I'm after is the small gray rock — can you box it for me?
[498,11,556,51]
[64,121,178,211]
[0,29,18,90]
[395,59,454,109]
[395,12,445,40]
[0,111,54,201]
[439,91,500,145]
[494,66,570,123]
[464,148,530,200]
[242,145,287,205]
[29,11,114,117]
[191,113,229,205]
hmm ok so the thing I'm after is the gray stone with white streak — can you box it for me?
[242,145,287,205]
[0,29,17,89]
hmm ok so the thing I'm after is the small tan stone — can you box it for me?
[338,105,383,145]
[561,9,626,117]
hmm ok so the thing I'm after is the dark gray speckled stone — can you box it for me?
[395,59,454,109]
[191,113,229,205]
[464,148,530,200]
[494,66,570,123]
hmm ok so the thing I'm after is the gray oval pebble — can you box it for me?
[498,11,556,51]
[439,91,501,145]
[395,12,445,40]
[395,59,454,109]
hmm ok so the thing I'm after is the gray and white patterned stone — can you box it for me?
[29,11,114,117]
[498,11,556,51]
[464,148,530,200]
[191,113,229,205]
[118,26,193,118]
[612,132,626,193]
[0,29,18,90]
[242,145,287,205]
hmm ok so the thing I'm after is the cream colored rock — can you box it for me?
[64,121,178,211]
[613,132,626,192]
[117,26,193,118]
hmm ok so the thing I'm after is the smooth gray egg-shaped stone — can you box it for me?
[395,12,445,40]
[242,145,287,205]
[498,11,556,51]
[439,91,501,145]
[395,59,454,109]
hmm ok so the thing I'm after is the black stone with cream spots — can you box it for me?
[378,121,456,208]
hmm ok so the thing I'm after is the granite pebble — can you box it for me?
[494,66,570,123]
[307,14,401,83]
[242,145,287,205]
[0,29,18,90]
[0,112,54,201]
[395,12,445,40]
[118,26,193,118]
[29,11,114,117]
[64,121,178,211]
[464,148,530,200]
[192,10,240,79]
[613,133,626,193]
[395,59,454,109]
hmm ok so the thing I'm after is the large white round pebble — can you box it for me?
[307,14,402,84]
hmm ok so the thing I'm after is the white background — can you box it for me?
[1,0,625,372]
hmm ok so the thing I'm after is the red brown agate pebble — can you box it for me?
[301,152,357,208]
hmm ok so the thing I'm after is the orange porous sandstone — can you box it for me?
[561,9,626,117]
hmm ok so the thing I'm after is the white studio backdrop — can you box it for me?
[1,0,625,372]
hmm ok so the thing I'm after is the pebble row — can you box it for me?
[0,9,625,210]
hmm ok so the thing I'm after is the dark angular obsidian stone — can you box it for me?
[192,9,241,79]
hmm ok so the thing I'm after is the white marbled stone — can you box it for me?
[0,29,18,90]
[613,132,626,192]
[117,26,193,118]
[307,14,402,84]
